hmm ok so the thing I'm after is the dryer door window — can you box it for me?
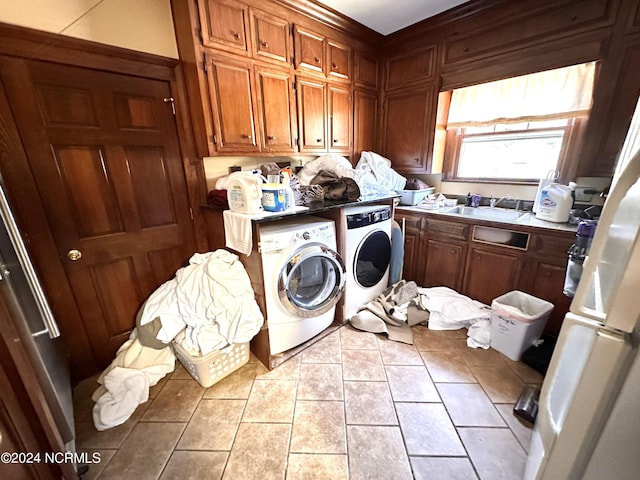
[278,243,345,317]
[355,230,391,288]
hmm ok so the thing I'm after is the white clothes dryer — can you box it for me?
[342,205,392,320]
[259,216,345,354]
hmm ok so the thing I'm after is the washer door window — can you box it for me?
[278,243,345,317]
[355,230,391,287]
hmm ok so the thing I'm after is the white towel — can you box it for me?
[223,210,254,255]
[223,207,311,256]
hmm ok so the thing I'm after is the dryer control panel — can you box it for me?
[346,206,391,229]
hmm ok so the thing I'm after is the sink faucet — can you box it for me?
[490,195,510,208]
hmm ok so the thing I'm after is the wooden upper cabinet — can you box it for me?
[354,89,378,158]
[297,77,327,152]
[256,67,297,153]
[206,55,260,152]
[381,85,437,173]
[444,0,615,65]
[199,0,250,55]
[327,40,351,81]
[293,25,325,74]
[328,85,351,152]
[385,46,436,90]
[355,53,378,90]
[250,8,291,65]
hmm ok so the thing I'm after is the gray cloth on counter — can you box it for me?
[310,169,361,200]
[349,280,428,344]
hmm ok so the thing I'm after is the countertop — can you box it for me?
[396,205,578,233]
[202,193,399,223]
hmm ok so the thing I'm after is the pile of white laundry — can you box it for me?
[92,249,263,431]
[350,282,491,348]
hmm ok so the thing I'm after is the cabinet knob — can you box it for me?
[261,40,269,48]
[242,134,252,140]
[67,249,82,261]
[333,139,338,143]
[314,56,321,64]
[414,158,420,163]
[450,249,456,255]
[332,62,338,69]
[316,138,322,143]
[267,135,276,140]
[232,31,241,39]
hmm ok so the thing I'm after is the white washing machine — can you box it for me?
[342,205,392,320]
[259,216,345,354]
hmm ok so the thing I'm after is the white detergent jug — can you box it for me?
[226,172,263,214]
[535,183,572,223]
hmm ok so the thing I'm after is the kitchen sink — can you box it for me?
[441,206,525,221]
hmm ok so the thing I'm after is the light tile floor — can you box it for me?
[73,324,542,479]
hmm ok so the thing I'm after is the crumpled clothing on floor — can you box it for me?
[349,280,429,344]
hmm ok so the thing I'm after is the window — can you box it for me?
[443,63,595,183]
[455,119,573,180]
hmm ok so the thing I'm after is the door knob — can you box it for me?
[67,249,82,261]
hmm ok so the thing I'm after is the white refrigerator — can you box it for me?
[524,149,640,480]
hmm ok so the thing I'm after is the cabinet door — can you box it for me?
[293,25,325,73]
[199,0,249,54]
[528,260,572,337]
[297,77,326,152]
[256,67,296,152]
[250,9,290,65]
[355,53,378,90]
[381,86,436,173]
[464,246,523,305]
[354,89,378,158]
[395,213,425,283]
[385,47,436,90]
[328,40,351,80]
[424,238,467,291]
[329,85,351,152]
[207,57,259,152]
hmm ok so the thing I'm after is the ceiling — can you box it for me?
[315,0,471,35]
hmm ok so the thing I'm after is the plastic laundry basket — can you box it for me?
[173,341,249,388]
[490,291,554,361]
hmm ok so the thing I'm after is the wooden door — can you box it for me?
[297,77,327,152]
[424,238,467,291]
[251,9,290,65]
[354,89,378,159]
[293,26,325,73]
[463,246,523,305]
[256,67,296,152]
[207,55,260,152]
[328,85,351,152]
[1,59,195,368]
[381,86,436,173]
[199,0,250,54]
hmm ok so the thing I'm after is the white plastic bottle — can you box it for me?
[226,172,264,214]
[281,170,295,210]
[535,183,572,223]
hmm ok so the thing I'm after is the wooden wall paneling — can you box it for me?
[385,46,436,91]
[443,0,616,66]
[577,35,640,176]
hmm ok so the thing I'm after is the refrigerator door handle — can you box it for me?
[0,185,60,339]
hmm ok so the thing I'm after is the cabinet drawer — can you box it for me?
[396,213,423,232]
[531,232,575,258]
[425,218,469,241]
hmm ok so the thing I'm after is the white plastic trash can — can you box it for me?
[490,291,554,361]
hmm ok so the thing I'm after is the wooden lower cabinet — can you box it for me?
[524,259,572,337]
[424,238,466,291]
[463,245,523,306]
[396,209,575,336]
